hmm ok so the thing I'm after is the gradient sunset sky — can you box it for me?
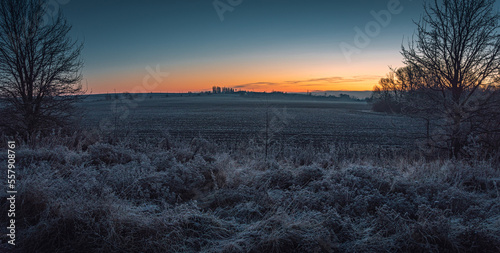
[60,0,428,94]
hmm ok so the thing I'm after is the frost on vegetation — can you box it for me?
[2,136,500,253]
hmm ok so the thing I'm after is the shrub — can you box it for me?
[88,143,134,165]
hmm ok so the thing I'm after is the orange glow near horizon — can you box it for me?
[88,73,382,94]
[86,53,398,95]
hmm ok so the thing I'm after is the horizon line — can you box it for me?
[88,90,373,96]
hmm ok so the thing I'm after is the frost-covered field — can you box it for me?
[79,94,425,147]
[1,95,499,252]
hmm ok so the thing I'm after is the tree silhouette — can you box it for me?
[400,0,500,157]
[0,0,84,138]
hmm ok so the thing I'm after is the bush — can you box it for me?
[88,143,134,165]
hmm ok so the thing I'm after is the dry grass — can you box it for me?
[1,132,499,252]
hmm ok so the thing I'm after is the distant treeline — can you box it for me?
[102,86,362,101]
[211,86,237,94]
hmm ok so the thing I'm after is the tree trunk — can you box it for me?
[450,113,462,159]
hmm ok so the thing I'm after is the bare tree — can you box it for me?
[401,0,500,158]
[0,0,83,138]
[371,69,407,113]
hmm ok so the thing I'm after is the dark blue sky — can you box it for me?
[58,0,433,92]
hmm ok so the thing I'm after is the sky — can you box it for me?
[57,0,427,94]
